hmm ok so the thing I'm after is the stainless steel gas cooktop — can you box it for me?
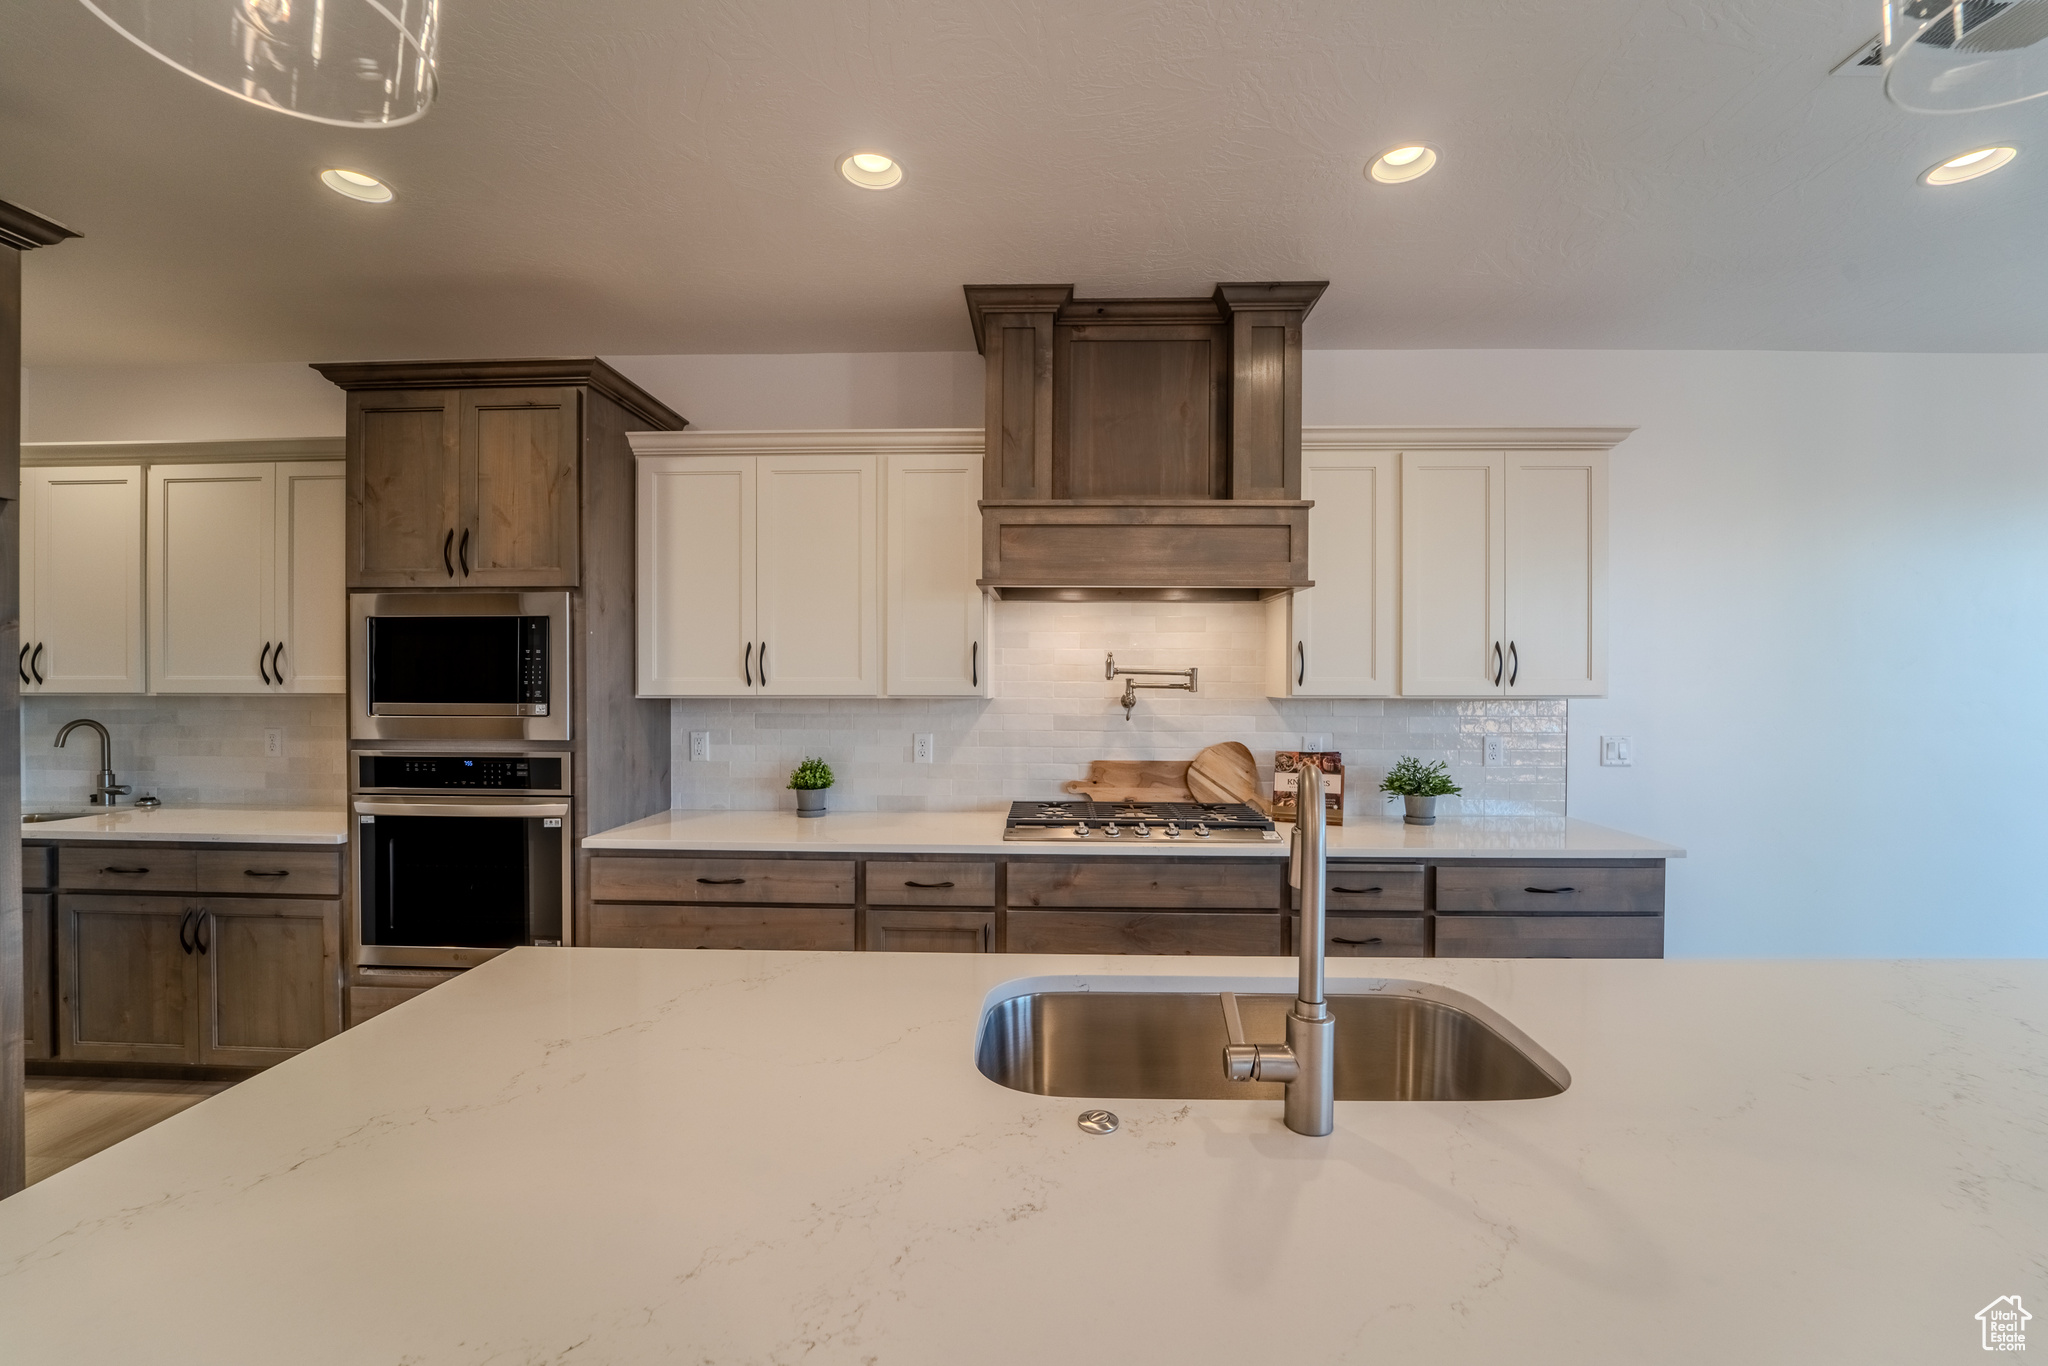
[1002,799,1281,843]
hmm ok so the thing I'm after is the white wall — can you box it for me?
[23,348,2048,958]
[1303,350,2048,959]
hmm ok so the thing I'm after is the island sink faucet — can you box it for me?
[1220,761,1336,1135]
[55,718,131,807]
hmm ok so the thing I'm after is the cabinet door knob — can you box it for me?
[30,643,43,685]
[971,640,978,688]
[102,865,150,875]
[1332,936,1384,947]
[259,642,274,685]
[443,529,455,577]
[1523,886,1576,895]
[1492,641,1503,686]
[1331,886,1383,895]
[178,910,195,955]
[695,876,747,885]
[458,528,470,576]
[1508,641,1519,687]
[17,644,28,685]
[243,869,292,878]
[904,880,955,889]
[744,642,753,688]
[759,642,768,686]
[195,911,210,954]
[273,642,286,685]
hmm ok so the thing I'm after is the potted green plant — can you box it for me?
[788,756,835,818]
[1378,756,1461,826]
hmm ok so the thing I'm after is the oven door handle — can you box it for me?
[352,800,571,819]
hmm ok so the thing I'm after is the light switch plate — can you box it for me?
[1483,735,1505,767]
[1600,735,1633,767]
[689,731,711,762]
[263,728,283,758]
[913,733,935,764]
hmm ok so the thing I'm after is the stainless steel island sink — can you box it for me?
[975,983,1569,1102]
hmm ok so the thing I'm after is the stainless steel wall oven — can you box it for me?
[353,752,572,969]
[350,592,571,742]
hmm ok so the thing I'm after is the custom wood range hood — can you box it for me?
[965,280,1326,601]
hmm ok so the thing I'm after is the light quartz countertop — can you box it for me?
[18,806,348,845]
[0,948,2036,1363]
[584,808,1685,859]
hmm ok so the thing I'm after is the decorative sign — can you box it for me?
[1272,751,1344,826]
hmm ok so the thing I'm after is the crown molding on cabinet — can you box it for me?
[627,428,984,457]
[0,198,79,251]
[311,357,687,432]
[1302,426,1635,450]
[23,436,345,466]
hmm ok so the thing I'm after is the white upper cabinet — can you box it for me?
[150,464,276,693]
[1400,448,1608,698]
[637,457,757,696]
[22,466,146,694]
[884,450,988,697]
[1266,445,1397,697]
[755,453,879,696]
[274,462,347,693]
[1401,451,1507,697]
[149,461,346,695]
[635,432,980,699]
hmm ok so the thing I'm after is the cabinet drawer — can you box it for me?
[1295,863,1425,912]
[1006,860,1279,910]
[1435,865,1663,915]
[59,847,198,893]
[197,849,343,897]
[1006,910,1283,956]
[866,861,996,907]
[23,845,56,891]
[587,903,856,951]
[1435,914,1663,958]
[864,908,993,953]
[1293,914,1428,957]
[588,857,856,905]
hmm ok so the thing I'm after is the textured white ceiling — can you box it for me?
[3,0,2045,364]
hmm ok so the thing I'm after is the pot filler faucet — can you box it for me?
[1220,762,1335,1136]
[1105,652,1197,721]
[55,718,131,807]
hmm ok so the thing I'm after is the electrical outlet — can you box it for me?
[689,731,711,762]
[263,728,283,758]
[1483,735,1505,767]
[913,733,935,764]
[1600,735,1633,767]
[1299,733,1332,753]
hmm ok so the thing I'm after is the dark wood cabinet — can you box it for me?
[585,849,1668,960]
[346,388,462,587]
[45,844,344,1069]
[22,894,52,1062]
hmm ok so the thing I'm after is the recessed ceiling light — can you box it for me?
[1921,145,2016,185]
[839,151,904,190]
[1368,144,1437,184]
[320,168,394,203]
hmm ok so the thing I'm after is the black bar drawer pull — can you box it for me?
[1331,886,1383,895]
[904,880,956,889]
[696,876,747,885]
[102,866,150,875]
[1332,936,1384,947]
[1523,886,1576,895]
[244,869,292,878]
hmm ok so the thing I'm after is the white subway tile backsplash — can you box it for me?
[23,695,347,810]
[671,601,1567,816]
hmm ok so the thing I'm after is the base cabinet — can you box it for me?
[581,851,1667,960]
[23,894,52,1062]
[41,842,345,1070]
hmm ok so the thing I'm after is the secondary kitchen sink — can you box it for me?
[975,982,1569,1102]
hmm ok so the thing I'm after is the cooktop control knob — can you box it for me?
[1163,821,1182,838]
[1104,822,1122,838]
[1073,822,1092,837]
[1133,822,1151,837]
[1194,823,1211,837]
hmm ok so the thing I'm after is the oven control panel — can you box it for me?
[357,754,566,793]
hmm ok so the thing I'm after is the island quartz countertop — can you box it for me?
[0,948,2032,1364]
[19,806,348,845]
[584,809,1685,859]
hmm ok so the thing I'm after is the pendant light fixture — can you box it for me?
[77,0,439,128]
[1878,0,2048,113]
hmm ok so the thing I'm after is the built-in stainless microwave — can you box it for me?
[350,592,570,741]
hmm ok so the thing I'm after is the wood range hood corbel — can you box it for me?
[965,280,1327,601]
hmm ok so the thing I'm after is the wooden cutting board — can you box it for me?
[1061,759,1193,803]
[1187,741,1265,811]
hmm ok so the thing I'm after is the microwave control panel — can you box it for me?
[357,754,566,793]
[520,616,549,708]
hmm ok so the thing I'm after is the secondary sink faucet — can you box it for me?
[55,718,132,807]
[1220,761,1335,1135]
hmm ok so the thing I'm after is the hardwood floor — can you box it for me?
[24,1077,234,1186]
